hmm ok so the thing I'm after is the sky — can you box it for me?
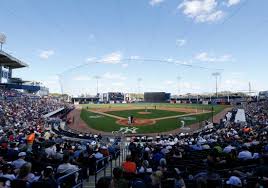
[0,0,267,96]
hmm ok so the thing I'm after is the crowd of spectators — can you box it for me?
[97,100,268,188]
[1,87,268,188]
[0,88,121,188]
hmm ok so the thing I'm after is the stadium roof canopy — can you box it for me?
[0,51,28,69]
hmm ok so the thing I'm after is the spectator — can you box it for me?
[26,130,35,152]
[122,155,136,174]
[16,162,37,183]
[0,164,16,180]
[12,152,27,170]
[37,166,57,188]
[150,170,162,188]
[138,160,152,174]
[174,168,186,188]
[238,146,252,160]
[226,176,242,187]
[110,167,128,188]
[57,153,79,174]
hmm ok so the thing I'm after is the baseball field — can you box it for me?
[74,103,227,134]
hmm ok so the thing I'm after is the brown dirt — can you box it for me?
[66,106,233,136]
[66,108,108,134]
[138,112,152,114]
[116,118,156,126]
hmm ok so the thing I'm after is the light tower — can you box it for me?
[177,75,181,98]
[212,72,220,98]
[137,77,142,94]
[94,75,101,95]
[0,33,7,51]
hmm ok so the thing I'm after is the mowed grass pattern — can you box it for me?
[80,103,227,133]
[80,109,221,133]
[80,110,121,132]
[82,103,224,112]
[105,109,186,119]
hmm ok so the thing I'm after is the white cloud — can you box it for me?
[226,0,240,7]
[130,55,140,60]
[174,60,190,65]
[166,58,174,62]
[73,75,91,81]
[85,57,96,62]
[100,51,122,64]
[103,72,127,80]
[149,0,165,6]
[195,52,233,63]
[176,39,187,47]
[178,0,224,23]
[39,50,54,59]
[122,63,129,68]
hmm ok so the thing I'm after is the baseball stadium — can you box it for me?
[68,103,226,134]
[1,1,268,188]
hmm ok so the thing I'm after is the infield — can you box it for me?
[74,103,227,134]
[105,109,187,119]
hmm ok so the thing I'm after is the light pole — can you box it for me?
[137,77,142,94]
[177,75,181,99]
[94,75,100,95]
[212,72,220,98]
[0,33,7,51]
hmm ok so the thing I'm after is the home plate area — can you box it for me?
[116,118,156,126]
[137,111,152,114]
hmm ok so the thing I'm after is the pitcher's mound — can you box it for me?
[138,111,152,114]
[116,118,155,126]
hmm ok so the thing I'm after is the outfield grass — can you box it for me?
[80,103,227,133]
[105,109,186,119]
[80,105,225,133]
[82,103,225,113]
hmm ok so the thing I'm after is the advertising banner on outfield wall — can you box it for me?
[202,101,209,105]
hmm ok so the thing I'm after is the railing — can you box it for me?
[56,169,83,188]
[94,150,121,186]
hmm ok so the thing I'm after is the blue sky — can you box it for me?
[1,0,267,95]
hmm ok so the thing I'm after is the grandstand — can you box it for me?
[0,51,49,96]
[0,1,268,188]
[0,50,267,188]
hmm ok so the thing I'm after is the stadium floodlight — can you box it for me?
[137,78,142,94]
[177,75,181,97]
[94,75,101,95]
[212,72,220,98]
[0,33,7,51]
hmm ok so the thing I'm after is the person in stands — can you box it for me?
[122,155,136,174]
[110,167,129,188]
[26,130,35,152]
[57,153,79,174]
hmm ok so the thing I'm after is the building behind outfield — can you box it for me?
[144,92,170,103]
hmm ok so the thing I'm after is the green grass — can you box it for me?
[105,109,186,119]
[82,103,226,112]
[80,109,121,132]
[80,106,223,133]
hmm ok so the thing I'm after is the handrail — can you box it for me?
[57,168,83,188]
[94,149,121,186]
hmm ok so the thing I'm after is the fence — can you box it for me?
[94,150,121,186]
